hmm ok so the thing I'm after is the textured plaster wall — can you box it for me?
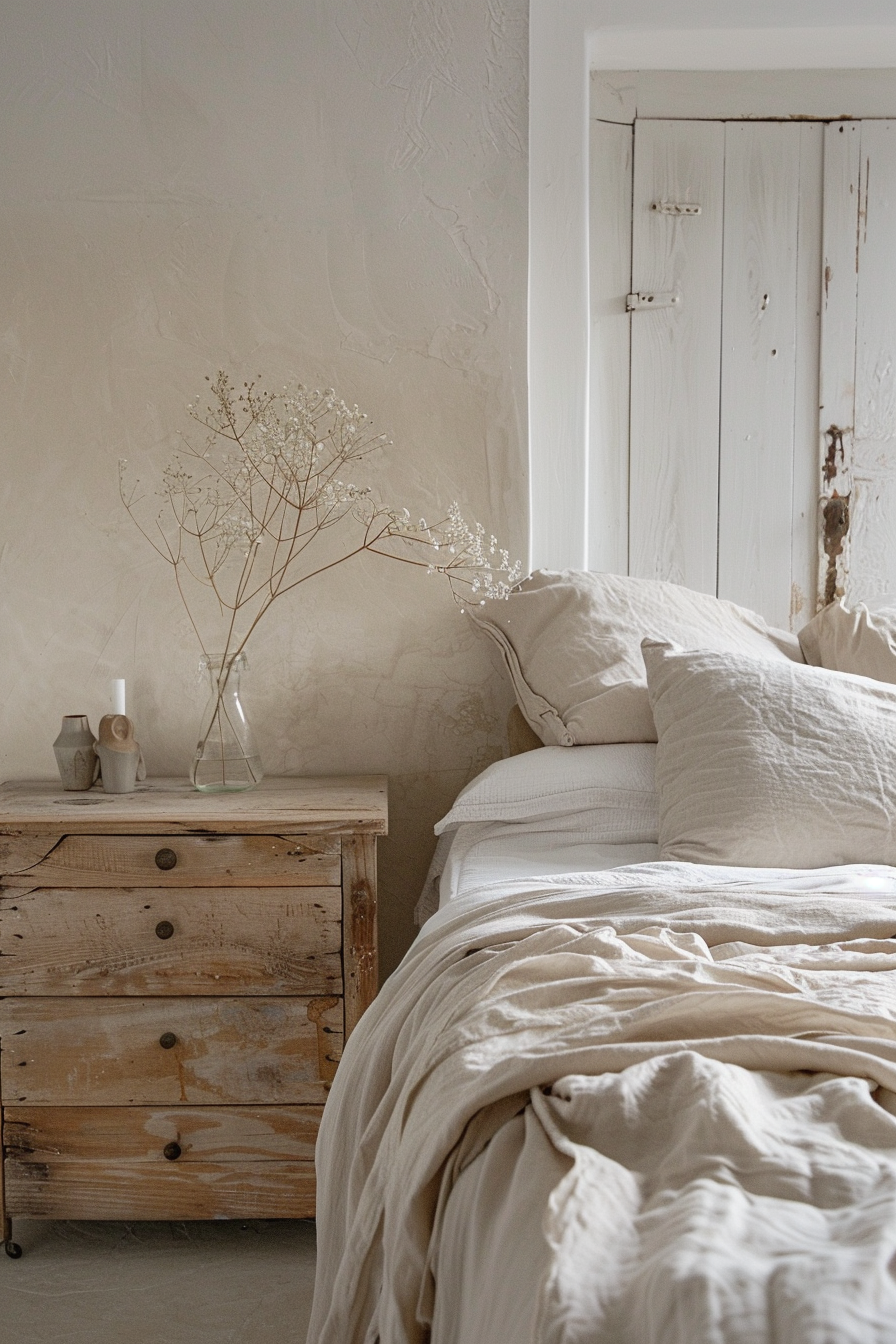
[0,0,528,977]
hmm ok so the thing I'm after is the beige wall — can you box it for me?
[0,0,528,977]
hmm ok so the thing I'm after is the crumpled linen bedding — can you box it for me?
[308,865,896,1344]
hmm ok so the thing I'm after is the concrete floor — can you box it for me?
[0,1219,317,1344]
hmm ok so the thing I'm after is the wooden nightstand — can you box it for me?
[0,775,387,1257]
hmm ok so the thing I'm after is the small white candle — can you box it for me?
[112,678,126,716]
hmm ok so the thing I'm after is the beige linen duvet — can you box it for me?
[308,867,896,1344]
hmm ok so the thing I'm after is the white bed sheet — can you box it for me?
[438,820,659,904]
[432,817,896,911]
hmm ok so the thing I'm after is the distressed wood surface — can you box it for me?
[0,887,342,996]
[849,120,896,604]
[3,1158,316,1220]
[0,776,388,836]
[790,123,824,630]
[0,778,383,1224]
[717,122,803,628]
[588,117,632,574]
[342,834,378,1038]
[817,121,861,609]
[4,1104,324,1161]
[629,118,725,593]
[0,1108,7,1244]
[1,833,341,888]
[0,833,62,876]
[0,996,343,1106]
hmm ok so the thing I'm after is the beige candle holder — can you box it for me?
[96,714,146,794]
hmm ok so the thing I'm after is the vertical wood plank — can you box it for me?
[0,1105,9,1246]
[717,122,803,628]
[342,835,378,1038]
[791,123,824,630]
[629,118,725,593]
[817,121,861,609]
[849,120,896,604]
[588,118,633,573]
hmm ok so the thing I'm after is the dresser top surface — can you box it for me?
[0,776,389,835]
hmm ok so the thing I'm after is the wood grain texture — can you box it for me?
[818,121,861,609]
[0,887,342,996]
[3,1158,316,1220]
[0,777,382,1224]
[0,833,61,876]
[849,120,896,605]
[0,997,343,1105]
[629,118,725,593]
[0,1107,7,1244]
[790,123,824,630]
[588,117,633,574]
[342,834,378,1038]
[0,776,388,836]
[717,121,803,628]
[4,1104,323,1161]
[1,834,341,888]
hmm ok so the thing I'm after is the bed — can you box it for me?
[308,575,896,1343]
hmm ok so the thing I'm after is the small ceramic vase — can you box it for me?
[52,715,99,791]
[96,714,146,794]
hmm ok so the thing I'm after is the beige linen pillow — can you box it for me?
[468,570,803,746]
[800,599,896,683]
[643,639,896,868]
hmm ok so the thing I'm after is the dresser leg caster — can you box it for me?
[4,1241,22,1259]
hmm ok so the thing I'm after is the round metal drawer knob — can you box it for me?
[154,848,178,871]
[163,1142,182,1162]
[155,920,175,940]
[159,1032,177,1050]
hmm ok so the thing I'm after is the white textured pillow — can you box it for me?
[435,744,658,841]
[469,570,802,746]
[643,639,896,868]
[800,599,896,683]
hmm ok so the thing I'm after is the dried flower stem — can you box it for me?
[120,371,522,676]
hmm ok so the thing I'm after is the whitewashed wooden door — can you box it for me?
[593,112,896,625]
[627,118,822,627]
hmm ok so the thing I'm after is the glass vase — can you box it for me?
[190,652,264,792]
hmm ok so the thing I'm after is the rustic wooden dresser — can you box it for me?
[0,775,387,1257]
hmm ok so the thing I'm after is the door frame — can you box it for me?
[587,70,896,627]
[528,3,896,573]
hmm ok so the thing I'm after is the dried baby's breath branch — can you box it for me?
[120,371,522,668]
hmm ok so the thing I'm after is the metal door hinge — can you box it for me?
[626,291,681,312]
[651,201,701,216]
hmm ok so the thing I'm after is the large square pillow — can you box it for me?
[469,570,803,746]
[800,599,896,683]
[435,743,658,840]
[643,639,896,868]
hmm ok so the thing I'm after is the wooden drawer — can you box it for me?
[1,833,342,888]
[4,1104,324,1161]
[0,887,342,996]
[3,1107,323,1219]
[4,1157,316,1219]
[0,997,342,1105]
